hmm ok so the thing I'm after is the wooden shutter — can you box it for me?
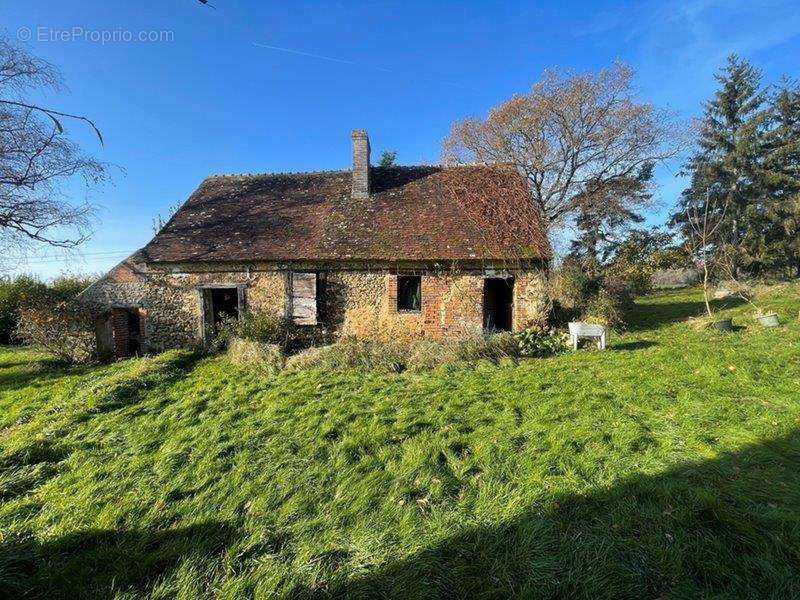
[291,272,317,325]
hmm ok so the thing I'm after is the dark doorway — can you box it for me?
[210,288,239,330]
[110,307,144,358]
[483,277,514,332]
[126,309,141,356]
[201,287,241,344]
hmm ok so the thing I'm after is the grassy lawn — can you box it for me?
[1,285,800,599]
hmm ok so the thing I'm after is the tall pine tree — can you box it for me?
[568,163,653,272]
[673,55,771,273]
[762,80,800,274]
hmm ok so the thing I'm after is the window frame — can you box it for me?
[396,274,422,313]
[196,284,246,346]
[289,271,320,326]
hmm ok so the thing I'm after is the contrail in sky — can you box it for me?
[252,42,473,89]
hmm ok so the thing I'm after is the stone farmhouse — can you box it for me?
[81,130,549,358]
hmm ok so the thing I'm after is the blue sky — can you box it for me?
[4,0,800,277]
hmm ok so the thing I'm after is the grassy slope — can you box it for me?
[1,286,800,599]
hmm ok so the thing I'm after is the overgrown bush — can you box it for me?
[285,339,409,373]
[0,276,40,344]
[49,274,97,298]
[548,264,602,311]
[227,337,283,375]
[0,274,95,345]
[548,258,636,327]
[15,296,97,363]
[581,289,626,330]
[285,333,523,373]
[604,261,651,302]
[515,326,570,357]
[212,311,293,352]
[547,265,602,326]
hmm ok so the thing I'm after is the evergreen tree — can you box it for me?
[762,81,800,274]
[568,163,652,272]
[673,55,771,273]
[378,150,397,167]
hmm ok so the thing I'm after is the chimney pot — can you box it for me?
[351,129,370,199]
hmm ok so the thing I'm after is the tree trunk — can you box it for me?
[702,262,712,317]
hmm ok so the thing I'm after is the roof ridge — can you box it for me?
[203,162,514,181]
[205,169,349,180]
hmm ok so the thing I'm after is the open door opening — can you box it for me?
[126,309,141,356]
[483,277,514,332]
[110,307,144,358]
[202,287,241,343]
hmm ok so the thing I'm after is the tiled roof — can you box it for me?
[140,165,547,263]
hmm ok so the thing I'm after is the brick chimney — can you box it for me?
[351,129,370,199]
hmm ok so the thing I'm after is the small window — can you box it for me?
[397,275,421,312]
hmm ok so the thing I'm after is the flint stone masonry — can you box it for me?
[82,258,547,352]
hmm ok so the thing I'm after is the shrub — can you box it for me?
[0,274,95,345]
[581,289,626,330]
[49,274,97,298]
[285,333,523,374]
[212,311,292,352]
[0,276,41,344]
[604,261,651,302]
[285,339,408,373]
[548,265,602,310]
[227,337,283,375]
[515,326,570,357]
[15,297,97,364]
[546,265,604,326]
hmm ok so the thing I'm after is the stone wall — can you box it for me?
[83,259,547,354]
[139,268,285,351]
[513,272,550,330]
[651,267,700,289]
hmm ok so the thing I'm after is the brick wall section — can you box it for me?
[338,272,547,340]
[83,260,547,351]
[111,308,130,358]
[109,307,147,358]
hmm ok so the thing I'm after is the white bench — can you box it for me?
[568,322,608,350]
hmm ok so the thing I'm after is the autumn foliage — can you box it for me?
[442,62,685,233]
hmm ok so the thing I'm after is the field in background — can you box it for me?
[1,285,799,599]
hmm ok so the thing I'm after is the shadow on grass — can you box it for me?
[0,439,73,502]
[625,297,747,331]
[287,430,800,599]
[89,351,203,413]
[2,432,798,598]
[611,340,657,351]
[0,359,97,394]
[0,521,234,600]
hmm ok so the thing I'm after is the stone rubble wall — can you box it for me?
[651,268,700,289]
[83,260,547,352]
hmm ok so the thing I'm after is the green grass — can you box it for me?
[1,285,800,599]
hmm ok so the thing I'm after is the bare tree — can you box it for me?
[0,36,106,263]
[683,186,728,317]
[442,62,686,240]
